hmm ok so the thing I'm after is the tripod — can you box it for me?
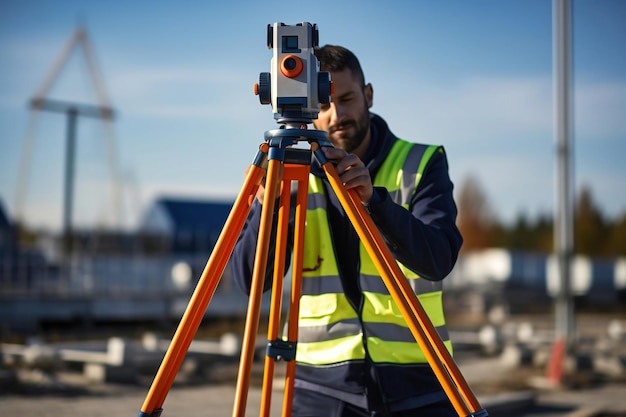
[137,126,488,417]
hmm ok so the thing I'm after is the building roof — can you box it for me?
[153,197,233,233]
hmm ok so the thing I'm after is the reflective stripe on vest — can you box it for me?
[297,139,452,366]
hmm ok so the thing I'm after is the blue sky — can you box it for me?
[1,0,625,232]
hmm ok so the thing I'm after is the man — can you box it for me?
[230,45,462,416]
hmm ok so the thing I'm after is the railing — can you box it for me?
[0,253,236,298]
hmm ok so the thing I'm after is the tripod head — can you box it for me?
[255,22,333,127]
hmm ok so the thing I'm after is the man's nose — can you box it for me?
[328,102,344,124]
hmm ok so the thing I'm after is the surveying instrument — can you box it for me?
[137,22,488,417]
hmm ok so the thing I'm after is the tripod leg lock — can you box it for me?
[266,339,297,362]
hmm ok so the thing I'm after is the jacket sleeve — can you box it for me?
[367,148,463,281]
[229,200,293,295]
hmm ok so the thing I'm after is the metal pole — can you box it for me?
[63,107,78,256]
[553,0,575,349]
[30,99,112,256]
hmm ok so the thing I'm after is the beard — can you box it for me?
[327,107,370,153]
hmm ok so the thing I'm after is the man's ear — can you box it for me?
[365,83,374,108]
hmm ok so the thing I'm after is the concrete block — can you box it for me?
[479,390,536,416]
[84,363,138,384]
[563,353,594,373]
[500,344,534,368]
[592,354,625,378]
[531,346,553,368]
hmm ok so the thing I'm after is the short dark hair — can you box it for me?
[315,45,366,87]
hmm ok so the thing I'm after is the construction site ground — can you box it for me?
[1,313,625,416]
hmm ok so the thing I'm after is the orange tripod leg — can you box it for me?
[138,149,267,417]
[317,147,485,417]
[232,156,283,417]
[281,165,309,417]
[259,166,292,417]
[258,161,310,417]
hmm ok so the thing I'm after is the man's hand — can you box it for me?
[248,147,373,206]
[322,146,373,205]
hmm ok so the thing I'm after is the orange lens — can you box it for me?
[280,54,303,78]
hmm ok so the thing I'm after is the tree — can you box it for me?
[454,176,624,255]
[574,186,607,256]
[455,175,496,250]
[605,212,626,256]
[492,211,553,252]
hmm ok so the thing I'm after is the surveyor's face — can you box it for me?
[313,69,373,154]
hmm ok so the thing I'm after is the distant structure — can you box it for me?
[14,26,121,251]
[445,248,626,317]
[139,197,233,254]
[0,199,13,252]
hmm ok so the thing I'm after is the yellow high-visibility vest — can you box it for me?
[297,139,453,365]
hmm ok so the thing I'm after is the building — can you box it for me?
[139,197,234,254]
[0,199,12,252]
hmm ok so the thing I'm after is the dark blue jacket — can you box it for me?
[229,114,463,413]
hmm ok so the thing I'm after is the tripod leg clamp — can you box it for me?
[266,339,297,361]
